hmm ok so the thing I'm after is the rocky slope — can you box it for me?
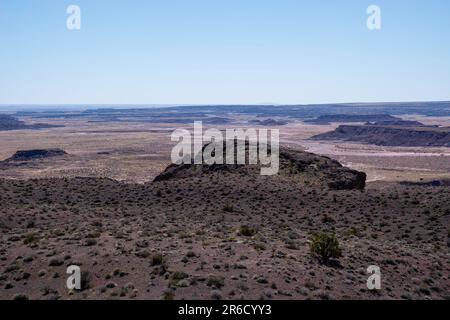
[0,147,448,300]
[154,144,366,190]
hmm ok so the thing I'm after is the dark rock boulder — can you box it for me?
[154,141,366,190]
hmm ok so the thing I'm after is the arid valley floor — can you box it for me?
[0,105,449,300]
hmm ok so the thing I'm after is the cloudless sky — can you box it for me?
[0,0,449,105]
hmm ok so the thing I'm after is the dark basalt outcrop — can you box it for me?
[154,142,366,190]
[4,149,67,162]
[311,125,450,147]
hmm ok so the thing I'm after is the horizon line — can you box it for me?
[1,100,450,108]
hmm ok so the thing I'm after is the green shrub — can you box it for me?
[310,232,342,262]
[169,271,188,287]
[23,233,38,245]
[239,225,256,237]
[207,275,225,288]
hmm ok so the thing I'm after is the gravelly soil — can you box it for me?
[0,167,448,300]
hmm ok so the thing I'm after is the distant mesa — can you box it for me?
[367,120,425,126]
[311,125,450,147]
[4,149,68,162]
[154,141,366,190]
[201,117,232,125]
[88,116,232,125]
[248,119,288,126]
[0,114,63,131]
[304,114,400,125]
[11,102,450,123]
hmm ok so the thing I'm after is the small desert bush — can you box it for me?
[253,243,266,251]
[207,275,225,288]
[13,294,28,301]
[26,220,35,229]
[81,271,92,290]
[344,227,360,237]
[169,271,188,287]
[310,232,342,262]
[151,254,164,266]
[83,238,97,247]
[223,205,234,212]
[162,290,174,300]
[239,225,256,237]
[186,251,196,258]
[23,233,38,245]
[48,257,64,267]
[91,221,103,228]
[4,263,20,273]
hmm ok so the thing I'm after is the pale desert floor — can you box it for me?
[0,116,449,183]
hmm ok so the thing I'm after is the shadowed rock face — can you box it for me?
[154,142,366,190]
[311,125,450,147]
[5,149,67,162]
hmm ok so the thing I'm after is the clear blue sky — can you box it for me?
[1,0,449,105]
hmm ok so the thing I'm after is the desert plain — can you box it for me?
[0,105,449,300]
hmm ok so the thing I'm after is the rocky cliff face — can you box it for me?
[311,125,450,147]
[154,143,366,190]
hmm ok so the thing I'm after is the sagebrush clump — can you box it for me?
[310,232,342,262]
[239,225,256,237]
